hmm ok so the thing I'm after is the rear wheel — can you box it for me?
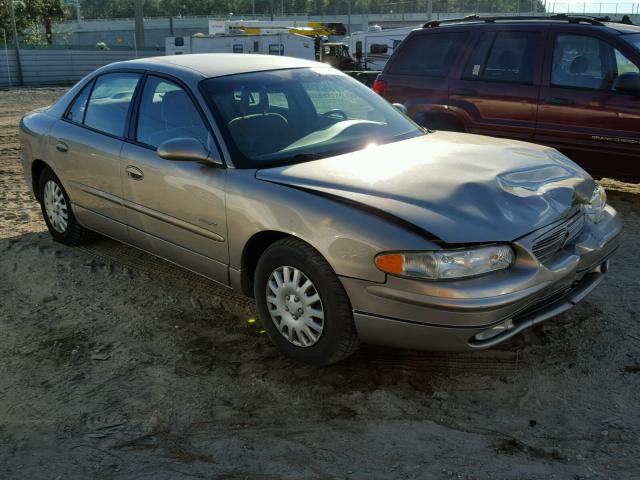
[254,237,359,365]
[39,167,95,246]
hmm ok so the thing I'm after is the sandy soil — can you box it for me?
[0,88,639,480]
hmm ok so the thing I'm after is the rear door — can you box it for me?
[48,71,141,240]
[448,26,547,140]
[120,73,229,283]
[535,28,640,178]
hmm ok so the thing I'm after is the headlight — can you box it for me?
[375,245,514,280]
[584,184,607,223]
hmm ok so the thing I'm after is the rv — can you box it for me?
[165,32,315,60]
[349,25,418,70]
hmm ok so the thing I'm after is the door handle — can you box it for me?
[545,97,575,106]
[452,88,478,97]
[55,141,68,153]
[126,165,144,181]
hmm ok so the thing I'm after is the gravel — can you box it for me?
[1,88,639,479]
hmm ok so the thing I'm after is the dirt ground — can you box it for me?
[0,88,639,480]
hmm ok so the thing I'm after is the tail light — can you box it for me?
[373,78,387,97]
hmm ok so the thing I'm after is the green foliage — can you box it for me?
[1,0,65,45]
[1,0,547,41]
[74,0,545,19]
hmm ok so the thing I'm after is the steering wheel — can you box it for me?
[321,109,348,121]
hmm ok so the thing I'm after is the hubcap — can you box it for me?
[266,266,325,347]
[43,180,68,233]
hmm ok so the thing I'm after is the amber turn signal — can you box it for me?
[375,253,405,274]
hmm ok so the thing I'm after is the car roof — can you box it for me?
[418,15,640,35]
[103,53,323,79]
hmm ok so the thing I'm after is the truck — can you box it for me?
[208,19,346,38]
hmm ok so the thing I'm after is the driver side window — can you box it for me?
[136,75,209,149]
[551,34,640,91]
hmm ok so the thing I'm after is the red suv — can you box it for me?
[374,15,640,181]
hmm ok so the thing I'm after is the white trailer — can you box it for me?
[349,25,418,70]
[165,32,315,60]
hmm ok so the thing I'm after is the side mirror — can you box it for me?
[392,103,408,115]
[157,137,222,166]
[614,73,640,94]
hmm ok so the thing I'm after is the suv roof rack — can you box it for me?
[422,14,605,29]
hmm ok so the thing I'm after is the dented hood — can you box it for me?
[256,131,595,243]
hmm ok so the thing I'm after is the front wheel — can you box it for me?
[39,166,95,246]
[254,237,359,365]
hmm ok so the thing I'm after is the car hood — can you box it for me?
[255,132,595,244]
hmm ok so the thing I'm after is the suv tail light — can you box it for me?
[373,79,387,97]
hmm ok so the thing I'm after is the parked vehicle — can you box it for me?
[165,32,315,60]
[349,25,416,70]
[318,42,358,70]
[20,54,620,365]
[208,19,346,38]
[375,15,640,181]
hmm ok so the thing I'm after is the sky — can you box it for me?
[544,0,640,14]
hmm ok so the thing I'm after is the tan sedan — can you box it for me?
[20,54,621,365]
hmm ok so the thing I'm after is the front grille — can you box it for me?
[532,213,586,264]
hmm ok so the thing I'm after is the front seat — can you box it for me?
[147,89,207,148]
[227,87,290,158]
[567,55,601,89]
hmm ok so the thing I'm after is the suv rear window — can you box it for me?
[388,32,467,77]
[462,31,541,84]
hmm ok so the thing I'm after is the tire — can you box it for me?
[418,114,465,133]
[38,167,96,246]
[254,237,360,365]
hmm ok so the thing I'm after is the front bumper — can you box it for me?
[340,205,621,352]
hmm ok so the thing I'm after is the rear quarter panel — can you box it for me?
[19,109,59,197]
[381,28,476,126]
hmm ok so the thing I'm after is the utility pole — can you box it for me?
[76,0,81,22]
[427,0,433,21]
[8,0,23,85]
[1,28,12,86]
[134,0,145,49]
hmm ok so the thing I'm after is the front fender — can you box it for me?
[225,169,440,283]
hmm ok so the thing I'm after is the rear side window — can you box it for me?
[388,32,467,77]
[463,31,541,83]
[65,80,93,124]
[83,72,140,137]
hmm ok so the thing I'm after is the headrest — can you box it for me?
[240,86,268,115]
[569,55,589,75]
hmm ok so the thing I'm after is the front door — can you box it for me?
[448,27,546,140]
[48,72,141,239]
[535,29,640,178]
[120,74,229,284]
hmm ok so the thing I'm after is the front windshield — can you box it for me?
[623,33,640,52]
[200,67,423,168]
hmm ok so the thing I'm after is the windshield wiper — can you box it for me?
[285,153,324,161]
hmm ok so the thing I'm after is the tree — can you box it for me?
[1,0,66,45]
[25,0,65,44]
